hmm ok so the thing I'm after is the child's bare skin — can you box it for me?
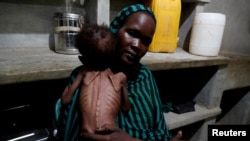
[61,24,130,135]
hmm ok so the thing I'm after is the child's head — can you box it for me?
[76,24,115,69]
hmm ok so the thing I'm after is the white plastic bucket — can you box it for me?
[189,13,226,56]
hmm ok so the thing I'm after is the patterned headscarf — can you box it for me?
[109,4,156,34]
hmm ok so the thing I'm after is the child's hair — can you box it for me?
[76,24,115,70]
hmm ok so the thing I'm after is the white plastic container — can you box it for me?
[189,13,226,56]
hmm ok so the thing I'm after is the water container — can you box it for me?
[54,13,84,55]
[145,0,181,53]
[189,13,226,56]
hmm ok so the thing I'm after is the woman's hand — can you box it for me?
[169,130,188,141]
[81,124,188,141]
[81,124,143,141]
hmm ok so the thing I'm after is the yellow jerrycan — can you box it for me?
[145,0,181,53]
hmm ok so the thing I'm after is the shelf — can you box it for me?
[0,47,230,85]
[182,0,210,3]
[141,48,230,71]
[164,103,221,130]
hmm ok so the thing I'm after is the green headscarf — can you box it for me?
[109,4,156,34]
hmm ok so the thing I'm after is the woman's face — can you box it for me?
[116,12,156,66]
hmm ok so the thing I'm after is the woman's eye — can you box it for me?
[127,30,151,46]
[141,37,151,46]
[127,30,139,38]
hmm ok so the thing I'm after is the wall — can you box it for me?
[0,0,249,57]
[0,0,110,48]
[0,1,85,48]
[203,0,250,56]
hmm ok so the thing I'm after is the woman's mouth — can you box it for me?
[124,51,139,64]
[125,52,136,59]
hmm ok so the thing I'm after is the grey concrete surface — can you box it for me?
[0,47,231,85]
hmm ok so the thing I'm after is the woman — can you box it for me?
[55,4,184,141]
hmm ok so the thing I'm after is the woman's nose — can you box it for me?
[132,39,139,47]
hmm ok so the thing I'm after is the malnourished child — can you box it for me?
[60,24,130,136]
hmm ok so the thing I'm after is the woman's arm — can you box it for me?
[147,68,172,140]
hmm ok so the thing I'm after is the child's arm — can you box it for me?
[61,72,84,105]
